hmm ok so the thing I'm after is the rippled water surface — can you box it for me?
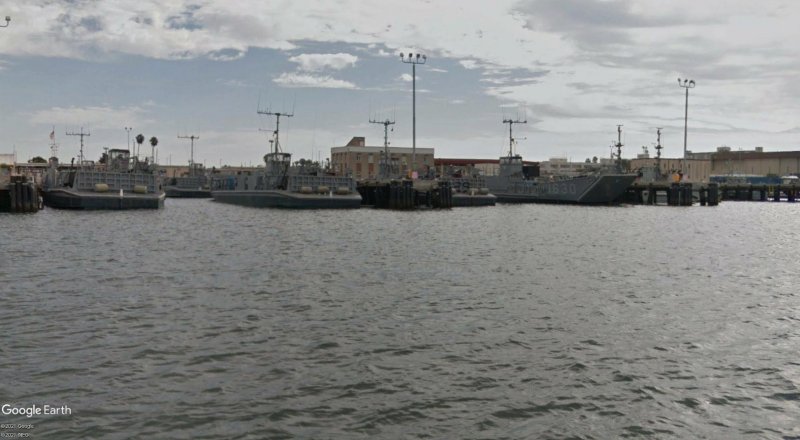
[2,200,800,439]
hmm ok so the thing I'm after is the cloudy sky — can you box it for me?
[0,0,798,166]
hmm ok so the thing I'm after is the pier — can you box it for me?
[357,179,453,209]
[718,184,799,202]
[0,176,41,213]
[624,182,719,206]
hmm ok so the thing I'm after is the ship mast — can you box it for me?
[614,125,624,168]
[178,134,200,176]
[503,117,526,157]
[257,107,294,154]
[655,127,663,173]
[370,115,395,178]
[66,127,90,167]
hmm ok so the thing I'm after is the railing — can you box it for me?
[68,171,157,193]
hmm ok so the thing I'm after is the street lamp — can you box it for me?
[400,51,427,178]
[124,126,133,150]
[0,16,10,28]
[678,78,695,179]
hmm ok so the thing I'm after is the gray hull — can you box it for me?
[487,174,637,204]
[165,186,212,198]
[43,188,165,210]
[212,190,362,209]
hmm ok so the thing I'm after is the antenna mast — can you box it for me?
[177,134,199,175]
[655,127,663,172]
[502,117,527,157]
[257,107,294,154]
[614,125,624,167]
[370,115,396,178]
[66,127,90,166]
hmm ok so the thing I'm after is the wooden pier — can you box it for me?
[0,176,41,213]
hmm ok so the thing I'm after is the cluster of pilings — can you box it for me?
[357,180,453,209]
[0,176,41,213]
[625,182,719,206]
[719,184,798,202]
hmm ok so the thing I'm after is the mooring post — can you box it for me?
[708,182,719,206]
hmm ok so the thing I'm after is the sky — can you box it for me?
[0,0,798,167]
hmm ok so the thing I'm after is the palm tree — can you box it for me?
[149,136,158,164]
[135,133,144,158]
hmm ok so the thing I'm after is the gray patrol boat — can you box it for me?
[164,135,211,198]
[43,149,165,209]
[485,121,637,204]
[165,164,211,198]
[211,110,361,209]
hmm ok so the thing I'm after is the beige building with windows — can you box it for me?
[330,137,434,179]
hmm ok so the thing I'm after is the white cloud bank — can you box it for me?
[273,72,357,89]
[288,53,358,71]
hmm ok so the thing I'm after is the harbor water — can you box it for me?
[2,201,799,439]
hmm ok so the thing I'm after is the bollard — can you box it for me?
[14,181,23,212]
[8,182,17,212]
[389,182,397,209]
[24,183,33,212]
[682,183,693,206]
[647,184,656,205]
[668,183,679,206]
[708,183,719,206]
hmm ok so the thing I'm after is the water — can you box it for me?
[2,200,800,439]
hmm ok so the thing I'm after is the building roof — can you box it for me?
[711,150,800,161]
[434,158,538,166]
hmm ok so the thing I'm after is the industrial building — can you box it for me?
[330,137,434,179]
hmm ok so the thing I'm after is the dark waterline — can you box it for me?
[2,200,800,439]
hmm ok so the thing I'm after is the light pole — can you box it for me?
[124,126,133,150]
[400,52,426,178]
[678,78,695,179]
[0,16,10,28]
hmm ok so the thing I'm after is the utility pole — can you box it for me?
[502,117,527,157]
[124,127,133,150]
[678,78,696,179]
[370,116,396,179]
[177,134,199,175]
[257,107,294,154]
[66,128,90,166]
[400,52,427,178]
